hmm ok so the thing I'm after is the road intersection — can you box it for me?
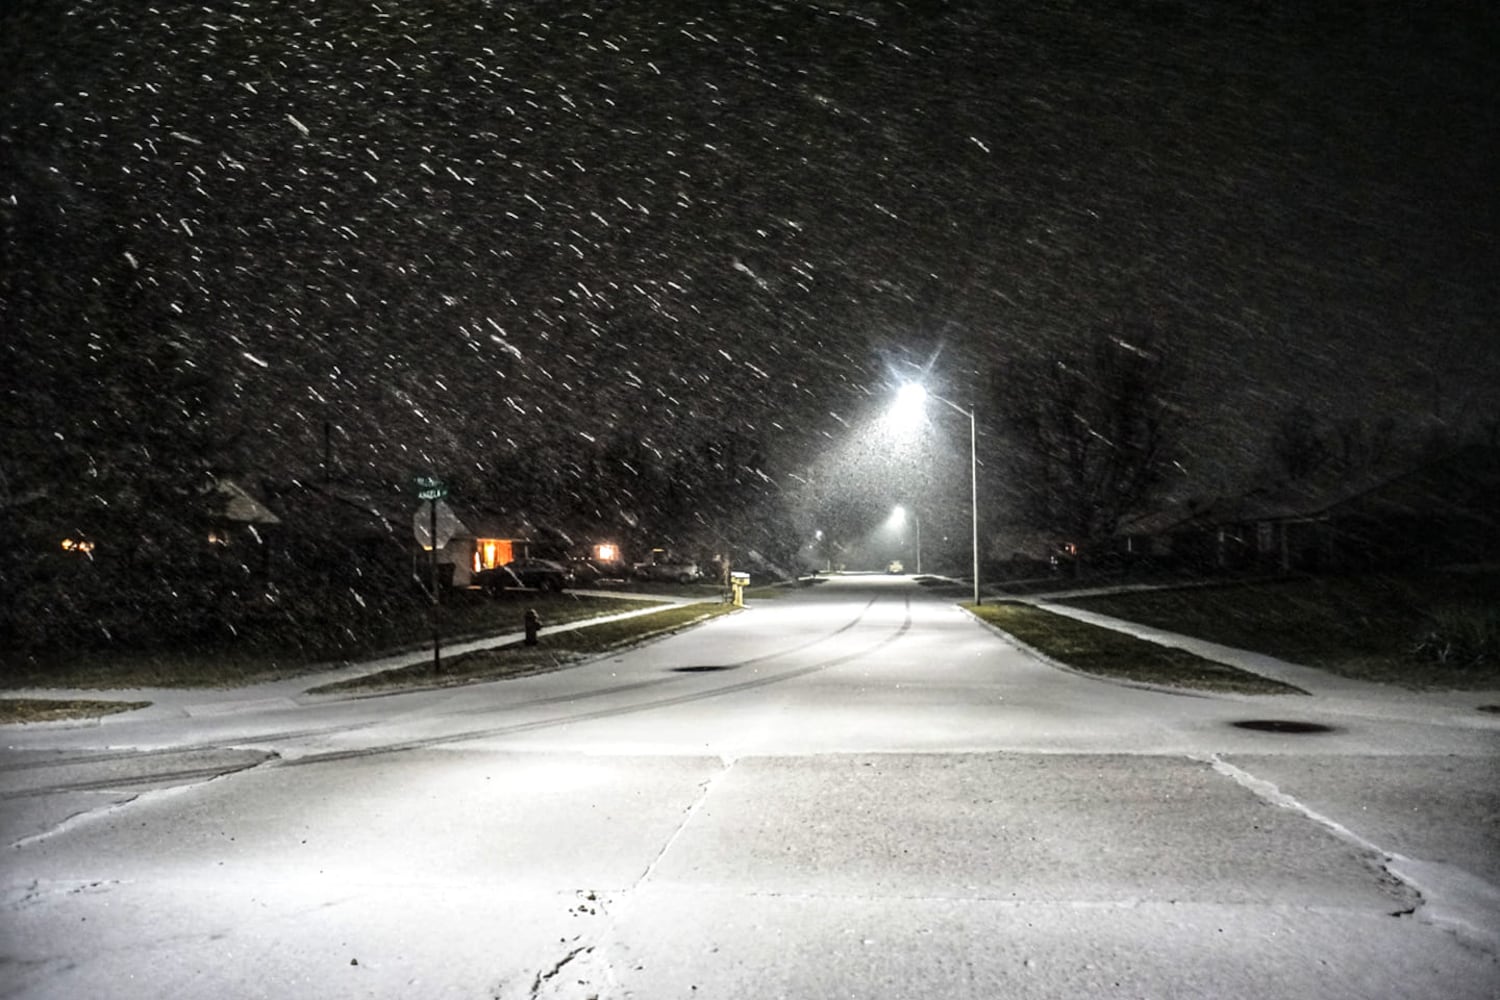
[3,575,1496,998]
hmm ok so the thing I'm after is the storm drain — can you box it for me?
[671,665,737,673]
[1478,705,1500,715]
[1231,719,1336,734]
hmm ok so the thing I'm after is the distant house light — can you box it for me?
[61,538,96,554]
[594,542,619,562]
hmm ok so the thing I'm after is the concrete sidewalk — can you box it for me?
[1014,595,1500,724]
[939,573,1498,723]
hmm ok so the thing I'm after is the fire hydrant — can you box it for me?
[523,608,542,646]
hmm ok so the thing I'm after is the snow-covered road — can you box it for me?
[3,575,1497,998]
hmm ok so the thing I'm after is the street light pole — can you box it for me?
[895,384,980,605]
[914,509,922,575]
[966,402,979,606]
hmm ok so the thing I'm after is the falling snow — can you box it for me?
[2,0,1496,505]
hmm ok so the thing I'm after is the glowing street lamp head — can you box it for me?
[891,382,928,424]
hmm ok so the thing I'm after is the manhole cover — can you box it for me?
[1231,719,1336,734]
[1478,705,1500,715]
[671,665,736,673]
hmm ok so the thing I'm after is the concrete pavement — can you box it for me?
[2,574,1497,999]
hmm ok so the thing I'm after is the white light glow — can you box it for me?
[890,382,928,425]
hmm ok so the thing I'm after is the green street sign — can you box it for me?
[414,474,448,501]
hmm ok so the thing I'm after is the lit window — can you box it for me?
[474,539,511,570]
[595,543,618,562]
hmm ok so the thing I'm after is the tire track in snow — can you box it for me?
[279,593,914,767]
[2,594,908,792]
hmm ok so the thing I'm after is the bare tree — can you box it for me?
[1333,415,1398,471]
[992,319,1182,546]
[1267,405,1331,481]
[1265,410,1405,483]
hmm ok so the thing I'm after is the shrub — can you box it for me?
[1411,605,1500,668]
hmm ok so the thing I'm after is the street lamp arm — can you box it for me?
[926,390,974,421]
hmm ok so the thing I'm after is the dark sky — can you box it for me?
[4,0,1497,498]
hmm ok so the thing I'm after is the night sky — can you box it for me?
[4,1,1497,507]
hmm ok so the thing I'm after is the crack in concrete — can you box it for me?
[8,792,151,851]
[1200,753,1500,953]
[528,944,593,998]
[635,757,734,891]
[4,878,124,911]
[7,750,281,850]
[0,747,280,801]
[498,760,736,1000]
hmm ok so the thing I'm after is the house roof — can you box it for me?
[1118,445,1500,536]
[213,479,282,525]
[446,504,513,540]
[1246,445,1500,523]
[261,480,410,540]
[1116,503,1209,538]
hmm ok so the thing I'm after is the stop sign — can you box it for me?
[413,499,461,550]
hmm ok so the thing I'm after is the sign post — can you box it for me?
[413,475,449,672]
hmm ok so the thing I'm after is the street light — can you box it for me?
[893,383,980,605]
[891,504,922,574]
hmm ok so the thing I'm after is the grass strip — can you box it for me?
[0,698,152,725]
[1063,572,1500,690]
[1,594,652,691]
[964,601,1304,695]
[308,601,737,695]
[744,585,790,599]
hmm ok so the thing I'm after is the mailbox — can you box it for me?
[729,570,750,608]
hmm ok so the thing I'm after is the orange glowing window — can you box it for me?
[473,538,513,572]
[594,543,618,562]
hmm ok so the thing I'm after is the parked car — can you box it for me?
[634,556,702,584]
[569,557,629,586]
[567,558,604,584]
[477,558,573,594]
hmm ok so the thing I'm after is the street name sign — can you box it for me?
[414,474,448,501]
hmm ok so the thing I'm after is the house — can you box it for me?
[259,480,413,586]
[199,477,284,577]
[440,504,531,588]
[1253,444,1500,571]
[255,482,534,589]
[1117,445,1500,573]
[208,478,281,539]
[37,476,281,564]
